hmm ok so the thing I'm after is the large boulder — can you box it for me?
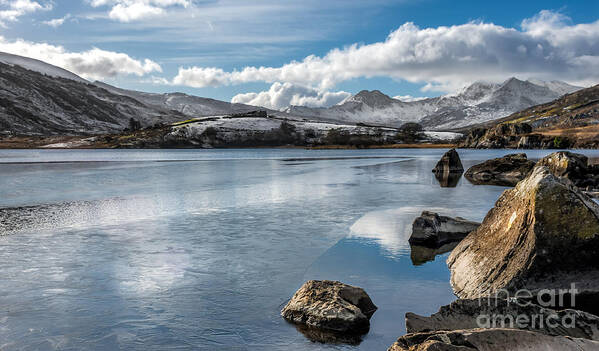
[405,298,599,340]
[409,211,480,247]
[432,149,464,174]
[448,166,599,299]
[387,328,599,351]
[464,153,535,186]
[281,280,377,341]
[537,151,598,189]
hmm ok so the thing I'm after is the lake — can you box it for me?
[2,148,599,350]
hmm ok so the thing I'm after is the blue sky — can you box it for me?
[0,0,598,109]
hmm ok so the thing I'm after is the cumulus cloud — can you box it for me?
[42,14,70,27]
[0,0,51,26]
[0,36,162,80]
[393,95,429,102]
[90,0,191,22]
[170,10,599,93]
[231,82,351,110]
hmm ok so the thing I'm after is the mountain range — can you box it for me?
[284,79,581,130]
[0,52,585,135]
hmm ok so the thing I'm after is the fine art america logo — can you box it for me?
[476,284,579,329]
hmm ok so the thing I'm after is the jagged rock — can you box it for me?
[536,151,594,188]
[464,153,535,186]
[281,280,377,341]
[517,134,543,149]
[405,298,599,340]
[448,166,599,299]
[461,123,533,149]
[387,328,599,351]
[409,211,480,247]
[432,149,464,174]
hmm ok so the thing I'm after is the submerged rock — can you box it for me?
[432,149,464,174]
[464,153,535,186]
[448,166,599,299]
[405,298,599,340]
[281,280,377,342]
[387,328,599,351]
[409,211,480,247]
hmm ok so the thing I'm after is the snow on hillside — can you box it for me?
[526,79,581,96]
[284,78,583,130]
[165,115,462,146]
[94,81,277,117]
[0,52,87,83]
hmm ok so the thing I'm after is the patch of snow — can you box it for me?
[423,131,463,141]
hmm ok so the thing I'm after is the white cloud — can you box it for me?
[393,95,429,102]
[231,82,351,110]
[0,36,162,80]
[90,0,191,22]
[0,0,51,26]
[42,14,70,27]
[170,10,599,93]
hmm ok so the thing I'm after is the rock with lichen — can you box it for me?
[281,280,377,342]
[536,151,597,189]
[448,166,599,299]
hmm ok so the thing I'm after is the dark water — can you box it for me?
[2,148,599,350]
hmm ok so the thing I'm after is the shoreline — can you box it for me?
[0,135,457,150]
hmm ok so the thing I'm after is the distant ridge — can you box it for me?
[284,78,583,130]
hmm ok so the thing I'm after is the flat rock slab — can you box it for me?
[464,153,535,186]
[281,280,377,340]
[405,298,599,340]
[387,328,599,351]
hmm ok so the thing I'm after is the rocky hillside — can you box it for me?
[285,78,582,130]
[0,52,276,136]
[461,84,599,148]
[0,60,186,135]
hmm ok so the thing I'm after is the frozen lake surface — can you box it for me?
[2,148,599,350]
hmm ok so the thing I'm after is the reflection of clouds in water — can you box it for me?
[349,207,450,255]
[119,250,191,294]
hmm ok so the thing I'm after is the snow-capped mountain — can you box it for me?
[0,52,272,135]
[285,78,582,130]
[0,54,187,135]
[0,51,585,135]
[94,81,278,117]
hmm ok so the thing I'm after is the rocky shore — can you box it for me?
[283,149,599,350]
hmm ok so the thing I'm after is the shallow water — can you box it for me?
[2,148,599,350]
